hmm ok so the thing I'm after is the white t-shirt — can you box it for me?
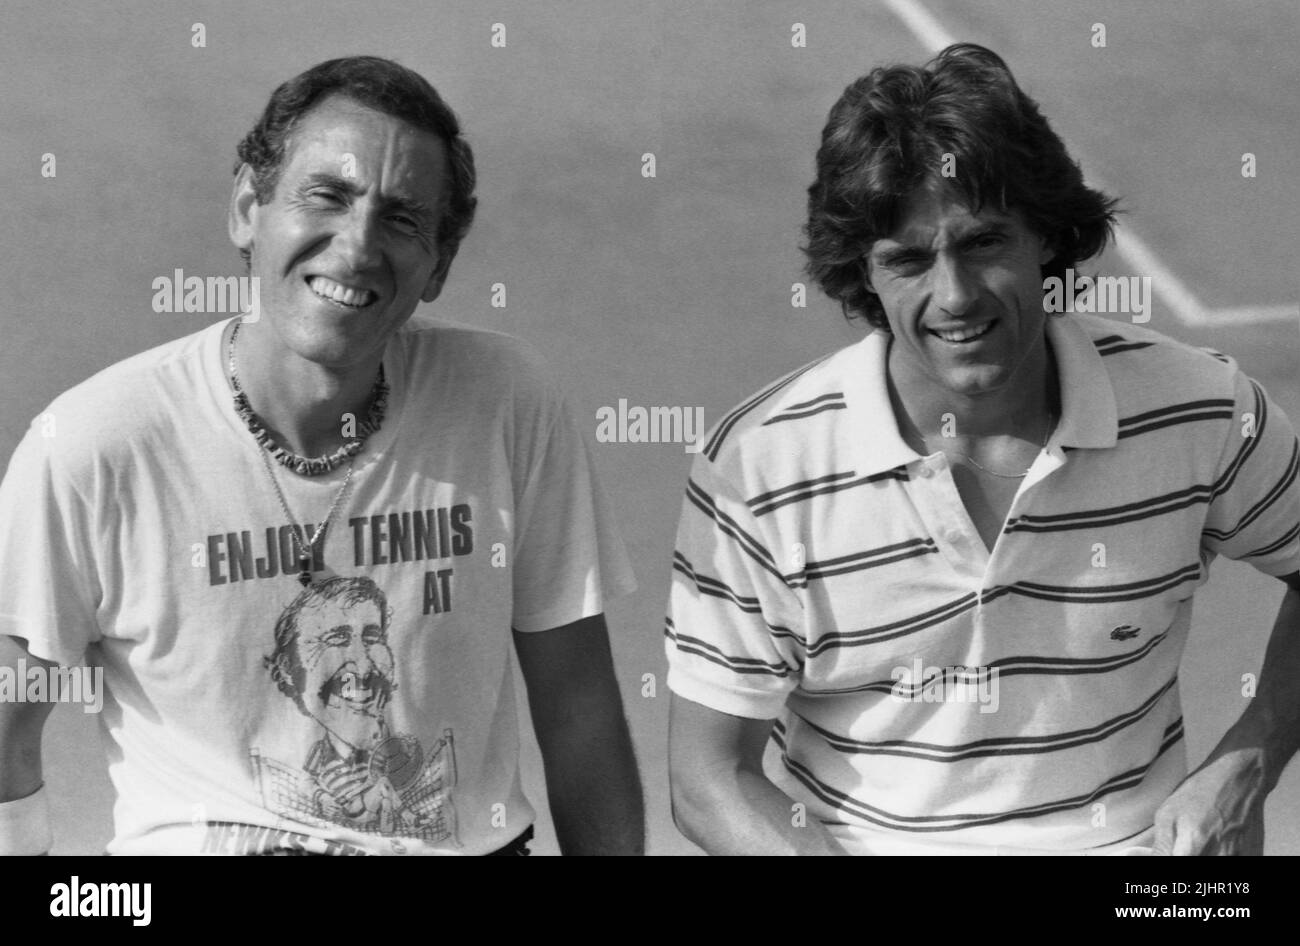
[0,315,635,855]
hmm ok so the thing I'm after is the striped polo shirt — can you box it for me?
[665,312,1300,855]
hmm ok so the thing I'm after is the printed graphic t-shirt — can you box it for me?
[0,315,635,855]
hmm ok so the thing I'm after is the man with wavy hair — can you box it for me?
[666,44,1300,855]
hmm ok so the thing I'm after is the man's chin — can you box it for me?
[285,326,386,371]
[934,365,1013,398]
[301,309,418,365]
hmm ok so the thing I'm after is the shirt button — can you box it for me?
[918,465,934,479]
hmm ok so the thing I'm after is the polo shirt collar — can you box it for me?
[844,329,921,476]
[1045,314,1118,449]
[843,315,1118,477]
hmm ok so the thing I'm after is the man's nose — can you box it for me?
[333,207,384,271]
[348,642,375,668]
[931,252,977,316]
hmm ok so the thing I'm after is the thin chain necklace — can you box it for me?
[229,321,363,585]
[257,447,355,586]
[927,413,1055,479]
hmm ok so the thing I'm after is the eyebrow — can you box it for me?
[872,221,1013,264]
[299,172,436,219]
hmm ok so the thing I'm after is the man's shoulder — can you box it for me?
[38,324,215,450]
[398,316,554,394]
[1070,313,1241,397]
[697,338,865,469]
[400,315,540,366]
[0,325,214,494]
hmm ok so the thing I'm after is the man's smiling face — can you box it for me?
[230,95,453,369]
[866,187,1054,400]
[296,597,394,754]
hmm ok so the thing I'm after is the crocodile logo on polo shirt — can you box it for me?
[1109,624,1141,641]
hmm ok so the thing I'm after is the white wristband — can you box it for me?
[0,785,53,856]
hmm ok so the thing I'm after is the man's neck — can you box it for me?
[227,320,384,459]
[886,333,1059,448]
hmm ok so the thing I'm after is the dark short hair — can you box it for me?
[803,43,1119,329]
[265,575,392,715]
[234,55,477,266]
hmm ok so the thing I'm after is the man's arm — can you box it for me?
[1153,571,1300,855]
[512,614,644,855]
[0,635,56,855]
[669,693,846,855]
[0,635,55,802]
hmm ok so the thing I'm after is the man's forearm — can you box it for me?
[0,637,54,803]
[674,765,847,855]
[0,637,56,854]
[512,617,645,854]
[0,707,44,802]
[1214,585,1300,792]
[541,713,645,855]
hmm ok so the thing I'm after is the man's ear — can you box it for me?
[860,256,878,295]
[420,241,460,303]
[229,163,260,261]
[1038,232,1056,268]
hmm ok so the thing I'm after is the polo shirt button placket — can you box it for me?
[915,458,976,580]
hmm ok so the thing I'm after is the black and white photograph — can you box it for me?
[0,0,1296,914]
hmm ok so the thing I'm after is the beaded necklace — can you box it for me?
[228,320,385,584]
[228,321,388,477]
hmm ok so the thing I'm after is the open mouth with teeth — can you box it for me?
[308,275,378,309]
[320,667,392,715]
[928,320,996,344]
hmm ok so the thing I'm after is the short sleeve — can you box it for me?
[510,384,636,633]
[664,452,805,719]
[1201,370,1300,577]
[0,419,102,664]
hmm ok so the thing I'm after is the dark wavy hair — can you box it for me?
[234,55,477,267]
[803,43,1119,329]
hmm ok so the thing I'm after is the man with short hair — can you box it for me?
[0,56,644,856]
[665,44,1300,855]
